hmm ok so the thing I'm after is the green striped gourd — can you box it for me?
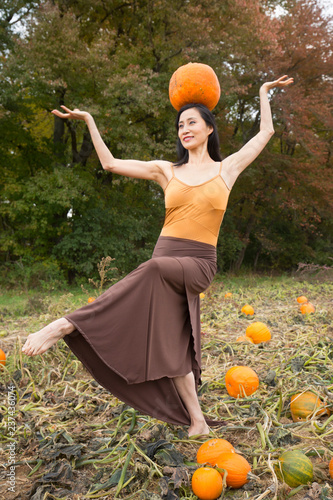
[275,450,313,488]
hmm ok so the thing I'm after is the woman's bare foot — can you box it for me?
[22,318,74,356]
[188,420,210,437]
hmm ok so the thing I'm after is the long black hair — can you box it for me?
[174,103,222,166]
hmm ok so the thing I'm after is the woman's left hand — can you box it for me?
[260,75,294,92]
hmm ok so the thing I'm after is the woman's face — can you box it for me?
[178,108,213,150]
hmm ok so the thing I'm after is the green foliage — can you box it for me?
[52,192,163,279]
[1,256,66,290]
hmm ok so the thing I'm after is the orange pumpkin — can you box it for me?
[224,292,232,298]
[236,336,254,344]
[300,302,315,314]
[216,452,251,488]
[88,297,95,303]
[0,348,6,368]
[297,296,308,304]
[191,467,223,500]
[329,457,333,479]
[169,63,221,111]
[225,366,259,398]
[200,293,205,299]
[290,392,330,422]
[197,438,235,466]
[241,304,254,316]
[245,322,271,344]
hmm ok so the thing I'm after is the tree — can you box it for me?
[1,0,332,284]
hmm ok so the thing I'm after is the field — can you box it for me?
[1,272,333,500]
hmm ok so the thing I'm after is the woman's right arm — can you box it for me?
[51,106,171,186]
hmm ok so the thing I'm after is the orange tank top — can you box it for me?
[160,162,230,247]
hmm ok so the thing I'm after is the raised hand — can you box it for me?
[261,75,294,92]
[51,105,90,121]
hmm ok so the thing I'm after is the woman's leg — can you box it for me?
[22,318,75,356]
[173,372,210,436]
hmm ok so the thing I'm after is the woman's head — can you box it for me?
[174,103,222,166]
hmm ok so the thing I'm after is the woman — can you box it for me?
[22,75,293,436]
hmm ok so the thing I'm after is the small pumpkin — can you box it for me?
[215,452,251,488]
[236,335,254,344]
[88,297,95,303]
[224,292,232,298]
[169,62,221,111]
[329,457,333,479]
[197,438,235,466]
[275,450,313,488]
[225,366,259,398]
[200,293,205,299]
[191,467,223,500]
[245,322,271,344]
[300,302,315,314]
[290,392,330,422]
[0,348,6,368]
[241,304,254,316]
[297,296,308,304]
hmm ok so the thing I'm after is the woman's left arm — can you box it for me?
[222,75,293,189]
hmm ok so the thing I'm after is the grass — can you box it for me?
[0,273,332,500]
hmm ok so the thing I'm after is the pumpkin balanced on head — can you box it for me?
[169,63,221,111]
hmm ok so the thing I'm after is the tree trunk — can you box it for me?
[233,215,255,271]
[53,88,67,160]
[253,247,261,271]
[78,130,94,165]
[53,115,65,144]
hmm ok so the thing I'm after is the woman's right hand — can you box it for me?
[51,105,90,121]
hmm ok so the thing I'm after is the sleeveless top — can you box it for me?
[160,162,230,247]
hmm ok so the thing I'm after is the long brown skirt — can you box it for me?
[64,236,218,426]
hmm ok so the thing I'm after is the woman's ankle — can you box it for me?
[58,318,74,337]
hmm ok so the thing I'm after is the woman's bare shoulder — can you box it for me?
[154,160,174,188]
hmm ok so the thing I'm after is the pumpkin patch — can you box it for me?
[4,276,333,498]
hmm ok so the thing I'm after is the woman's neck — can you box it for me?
[187,147,214,166]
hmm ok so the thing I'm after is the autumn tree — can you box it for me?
[0,0,332,284]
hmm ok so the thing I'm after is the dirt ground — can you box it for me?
[1,275,333,499]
